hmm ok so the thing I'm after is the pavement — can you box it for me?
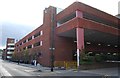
[0,60,12,76]
[0,59,36,77]
[0,60,119,78]
[15,61,120,77]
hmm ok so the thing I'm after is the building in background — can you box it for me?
[2,49,6,60]
[0,49,3,59]
[15,2,120,66]
[116,14,120,19]
[5,38,15,60]
[118,1,120,16]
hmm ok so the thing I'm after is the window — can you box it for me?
[83,12,119,29]
[20,42,22,45]
[34,32,40,38]
[40,41,43,46]
[34,42,40,47]
[57,12,76,27]
[23,40,26,43]
[27,45,32,49]
[8,45,14,48]
[7,50,14,52]
[28,36,32,41]
[23,47,26,50]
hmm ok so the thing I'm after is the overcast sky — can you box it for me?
[0,0,119,49]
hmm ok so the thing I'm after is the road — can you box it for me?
[0,59,119,78]
[0,59,37,77]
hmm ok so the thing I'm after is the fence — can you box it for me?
[54,61,77,69]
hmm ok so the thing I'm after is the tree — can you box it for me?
[12,51,17,61]
[23,49,30,64]
[12,51,21,62]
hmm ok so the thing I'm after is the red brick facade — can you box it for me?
[15,2,120,66]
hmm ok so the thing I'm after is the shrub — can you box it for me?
[95,55,103,62]
[79,48,94,65]
[80,55,94,65]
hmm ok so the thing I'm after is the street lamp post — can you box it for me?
[49,48,55,72]
[50,7,55,72]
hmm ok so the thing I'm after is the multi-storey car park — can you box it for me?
[15,2,120,67]
[5,38,15,60]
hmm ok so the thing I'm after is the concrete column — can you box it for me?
[76,28,84,50]
[76,10,84,69]
[76,10,83,17]
[76,28,84,68]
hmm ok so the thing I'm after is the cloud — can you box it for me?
[0,0,44,26]
[1,22,37,48]
[118,1,120,14]
[0,0,119,49]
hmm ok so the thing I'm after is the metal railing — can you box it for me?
[54,61,77,69]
